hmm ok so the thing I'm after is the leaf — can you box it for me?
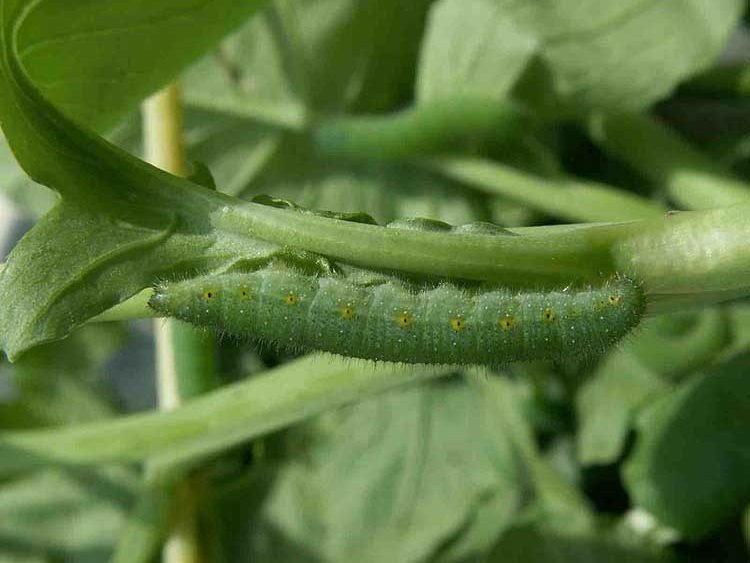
[213,465,323,563]
[416,0,536,103]
[576,350,668,466]
[0,4,280,357]
[623,351,750,539]
[0,131,55,215]
[0,198,273,359]
[722,304,750,361]
[183,109,282,196]
[485,525,673,563]
[10,0,268,131]
[0,467,135,562]
[247,133,490,225]
[253,378,525,563]
[418,0,743,112]
[182,14,305,128]
[0,203,169,357]
[183,0,432,120]
[0,356,448,476]
[576,310,729,465]
[0,324,122,428]
[475,375,595,535]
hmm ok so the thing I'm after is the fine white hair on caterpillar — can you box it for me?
[148,268,645,366]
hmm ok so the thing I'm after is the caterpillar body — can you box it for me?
[149,268,645,365]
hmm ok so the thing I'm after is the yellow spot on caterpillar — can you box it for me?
[341,306,355,319]
[450,317,465,331]
[239,286,250,300]
[608,295,621,306]
[203,288,217,300]
[500,316,515,330]
[397,313,413,329]
[284,293,298,305]
[543,309,555,323]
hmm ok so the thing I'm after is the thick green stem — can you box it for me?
[215,198,750,306]
[84,201,750,324]
[587,111,750,210]
[315,98,526,160]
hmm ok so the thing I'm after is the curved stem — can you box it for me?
[587,111,750,210]
[426,157,665,222]
[314,98,526,160]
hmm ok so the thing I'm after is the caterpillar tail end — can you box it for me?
[147,285,168,313]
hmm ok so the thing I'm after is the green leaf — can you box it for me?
[286,0,431,112]
[183,109,282,196]
[471,375,595,535]
[576,350,668,466]
[0,131,55,215]
[0,356,448,476]
[417,0,536,103]
[0,199,272,359]
[577,310,730,465]
[485,525,672,563]
[247,135,490,225]
[722,304,750,361]
[11,0,268,131]
[0,10,281,357]
[623,351,750,539]
[0,324,122,428]
[182,13,306,129]
[419,0,743,113]
[110,483,174,563]
[254,378,525,563]
[183,0,432,125]
[0,467,135,562]
[0,202,170,357]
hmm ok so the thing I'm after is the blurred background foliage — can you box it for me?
[1,0,750,561]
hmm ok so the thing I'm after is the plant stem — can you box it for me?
[142,83,214,563]
[184,95,307,130]
[587,111,750,210]
[425,156,665,222]
[87,201,750,322]
[314,98,526,160]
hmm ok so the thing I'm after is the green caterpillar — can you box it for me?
[149,267,645,366]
